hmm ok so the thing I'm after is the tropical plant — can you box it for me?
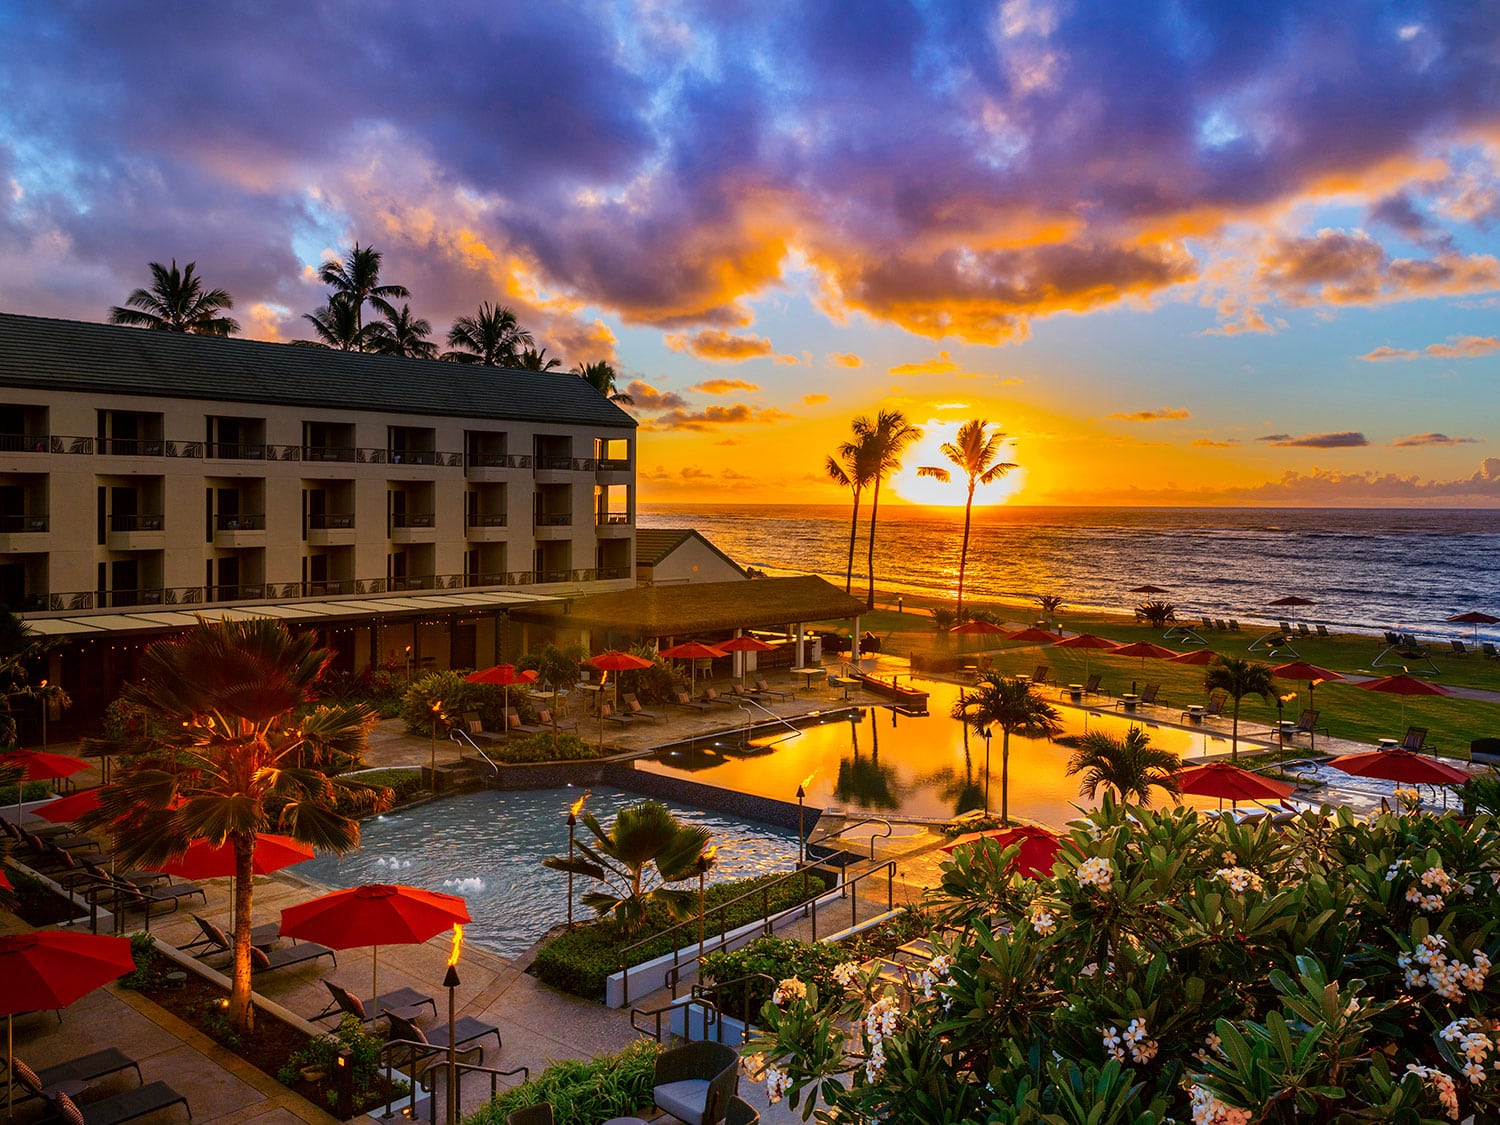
[860,408,922,610]
[302,295,371,351]
[443,302,533,365]
[1136,600,1176,628]
[91,618,388,1033]
[366,304,438,359]
[575,360,633,404]
[541,801,711,933]
[1038,594,1065,624]
[915,420,1017,615]
[930,606,958,633]
[952,676,1062,824]
[825,426,877,595]
[0,607,56,746]
[316,242,409,339]
[516,346,562,371]
[1204,655,1275,763]
[108,259,239,335]
[1066,725,1181,806]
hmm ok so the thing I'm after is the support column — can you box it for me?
[794,622,805,668]
[851,615,861,663]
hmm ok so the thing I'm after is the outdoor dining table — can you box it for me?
[1186,705,1206,723]
[1120,693,1140,711]
[1067,683,1084,699]
[1378,738,1400,750]
[791,666,828,689]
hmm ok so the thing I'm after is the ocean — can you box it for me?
[638,505,1500,640]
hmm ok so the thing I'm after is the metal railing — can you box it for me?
[465,513,507,528]
[214,513,265,531]
[533,512,572,526]
[597,565,632,580]
[379,1040,527,1124]
[631,992,728,1043]
[206,442,267,460]
[467,452,531,469]
[108,514,164,532]
[595,458,631,472]
[808,816,894,861]
[0,514,47,532]
[690,972,779,1040]
[388,450,463,467]
[450,729,499,774]
[0,433,49,453]
[390,512,436,529]
[306,513,355,530]
[596,511,630,525]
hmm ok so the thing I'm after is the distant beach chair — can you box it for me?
[1297,623,1312,638]
[1484,642,1500,660]
[251,941,336,975]
[1200,616,1215,632]
[1215,619,1229,632]
[1451,639,1470,656]
[1316,624,1330,637]
[1278,620,1295,634]
[1137,683,1165,705]
[673,691,713,713]
[1399,726,1429,752]
[1228,619,1241,632]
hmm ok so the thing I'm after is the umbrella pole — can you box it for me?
[8,1012,13,1118]
[372,945,379,1008]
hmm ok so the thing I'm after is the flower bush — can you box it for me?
[745,796,1500,1123]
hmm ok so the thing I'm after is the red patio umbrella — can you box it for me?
[1051,633,1119,680]
[718,635,776,683]
[0,868,9,891]
[280,883,470,1004]
[588,650,654,709]
[1270,596,1315,607]
[1129,584,1170,595]
[950,620,1007,634]
[941,824,1070,879]
[160,834,314,880]
[0,748,90,821]
[1169,648,1220,665]
[1329,749,1468,786]
[0,931,135,1113]
[33,787,104,823]
[1357,672,1453,727]
[1006,627,1063,644]
[1447,611,1500,640]
[465,663,538,727]
[658,642,727,695]
[1177,762,1296,803]
[1272,660,1344,711]
[1110,640,1180,683]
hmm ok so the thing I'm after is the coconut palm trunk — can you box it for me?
[230,833,256,1031]
[844,492,862,594]
[956,479,976,614]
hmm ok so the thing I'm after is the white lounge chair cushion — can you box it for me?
[656,1078,711,1124]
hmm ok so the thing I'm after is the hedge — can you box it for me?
[495,733,602,763]
[533,868,834,999]
[463,1039,660,1125]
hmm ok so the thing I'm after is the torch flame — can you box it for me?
[704,845,718,862]
[800,772,815,790]
[570,792,587,818]
[446,924,464,968]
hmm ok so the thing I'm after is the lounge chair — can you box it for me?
[1399,726,1430,752]
[1279,620,1294,634]
[1215,619,1229,632]
[463,712,501,744]
[178,914,281,958]
[600,703,634,727]
[250,940,336,974]
[89,874,206,930]
[10,1052,142,1105]
[506,1106,554,1125]
[50,1084,191,1125]
[1182,695,1226,722]
[1028,666,1050,687]
[1200,616,1215,632]
[384,1008,502,1065]
[507,709,545,735]
[699,688,734,708]
[1117,683,1165,709]
[753,677,792,701]
[1316,624,1330,637]
[1082,673,1103,697]
[653,1041,740,1125]
[535,708,579,732]
[1281,709,1329,748]
[313,979,435,1025]
[1383,630,1402,645]
[1485,642,1500,660]
[673,691,713,713]
[1228,620,1242,632]
[623,693,666,721]
[1451,639,1470,656]
[1297,623,1312,638]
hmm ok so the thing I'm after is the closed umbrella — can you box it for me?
[1129,584,1169,595]
[1357,672,1453,728]
[0,931,135,1114]
[658,642,727,696]
[280,883,470,1005]
[940,824,1070,879]
[1051,633,1119,680]
[465,663,538,729]
[1329,749,1468,786]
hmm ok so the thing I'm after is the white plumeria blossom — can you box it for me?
[831,961,862,989]
[764,1064,789,1105]
[1077,856,1114,891]
[1215,866,1264,894]
[1405,1063,1460,1119]
[865,995,901,1042]
[1188,1084,1253,1125]
[772,978,807,1007]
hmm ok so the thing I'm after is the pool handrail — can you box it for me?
[807,816,893,861]
[734,694,801,743]
[380,1040,528,1124]
[448,728,500,774]
[631,991,726,1042]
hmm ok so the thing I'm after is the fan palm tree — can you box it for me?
[1066,726,1181,807]
[108,259,239,335]
[443,303,533,365]
[302,295,371,351]
[1204,656,1275,763]
[952,676,1062,824]
[862,408,922,610]
[541,801,710,933]
[576,360,633,404]
[93,618,386,1033]
[824,428,877,594]
[316,243,409,338]
[915,420,1017,615]
[517,347,562,371]
[366,304,438,359]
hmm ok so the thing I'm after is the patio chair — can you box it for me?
[600,702,634,727]
[90,874,206,930]
[1485,642,1500,660]
[535,708,579,732]
[753,677,793,701]
[1133,683,1166,706]
[1282,709,1329,746]
[1182,695,1226,722]
[624,693,666,721]
[700,688,735,708]
[507,709,546,735]
[1297,623,1312,638]
[652,1040,740,1125]
[1082,673,1103,697]
[384,1008,502,1065]
[723,1095,760,1125]
[1316,624,1330,637]
[50,1084,191,1125]
[462,712,501,745]
[1451,639,1470,656]
[315,979,435,1025]
[11,1052,142,1105]
[250,940,336,974]
[1028,665,1050,686]
[506,1105,554,1125]
[178,913,281,958]
[1399,727,1430,752]
[673,691,713,713]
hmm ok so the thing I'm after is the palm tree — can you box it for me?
[1066,726,1181,807]
[316,243,409,339]
[951,676,1062,824]
[542,801,710,933]
[576,361,633,404]
[824,428,877,594]
[367,304,438,359]
[915,420,1017,615]
[517,347,562,371]
[443,303,533,365]
[862,409,922,610]
[95,618,386,1033]
[1204,656,1275,763]
[302,295,371,351]
[108,259,239,335]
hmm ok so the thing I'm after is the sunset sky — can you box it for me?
[1,2,1498,506]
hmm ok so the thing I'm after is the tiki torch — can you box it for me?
[444,924,463,1125]
[429,698,444,792]
[566,790,589,927]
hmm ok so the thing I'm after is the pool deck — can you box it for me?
[3,662,1483,1123]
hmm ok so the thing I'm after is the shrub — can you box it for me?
[1460,772,1500,816]
[278,1015,395,1103]
[399,671,524,734]
[495,733,601,763]
[701,936,852,1022]
[533,869,833,999]
[465,1038,659,1125]
[1136,599,1176,627]
[930,606,957,632]
[119,931,158,990]
[343,768,423,806]
[0,779,50,804]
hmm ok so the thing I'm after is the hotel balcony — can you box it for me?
[533,511,573,540]
[465,513,509,543]
[306,512,356,547]
[465,452,531,483]
[595,510,632,537]
[0,513,49,552]
[106,513,165,551]
[595,457,632,485]
[533,456,593,485]
[213,513,267,548]
[389,512,437,543]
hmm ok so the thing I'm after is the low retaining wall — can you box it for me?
[600,763,821,834]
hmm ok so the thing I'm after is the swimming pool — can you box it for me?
[635,677,1249,824]
[298,787,798,959]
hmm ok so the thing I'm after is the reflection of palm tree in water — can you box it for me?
[836,708,901,809]
[916,720,985,816]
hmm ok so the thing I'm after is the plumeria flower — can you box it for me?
[865,996,901,1042]
[831,961,862,989]
[1215,866,1264,894]
[1077,856,1114,891]
[764,1065,789,1105]
[1188,1084,1253,1125]
[772,978,807,1007]
[1405,1064,1460,1119]
[1030,905,1057,936]
[1101,1026,1124,1062]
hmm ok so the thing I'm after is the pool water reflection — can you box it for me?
[298,787,797,959]
[636,677,1240,825]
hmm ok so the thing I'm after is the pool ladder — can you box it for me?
[448,729,500,774]
[735,695,801,746]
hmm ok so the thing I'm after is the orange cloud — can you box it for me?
[889,350,959,376]
[665,329,774,362]
[1259,230,1500,306]
[1109,408,1191,422]
[624,380,688,411]
[802,393,830,406]
[639,403,794,432]
[1191,438,1240,448]
[1359,335,1500,361]
[773,354,800,365]
[692,378,760,394]
[828,352,863,368]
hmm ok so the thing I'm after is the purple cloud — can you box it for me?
[1259,431,1370,448]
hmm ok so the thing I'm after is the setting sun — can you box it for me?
[889,420,1028,507]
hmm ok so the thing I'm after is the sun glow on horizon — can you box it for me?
[890,421,1029,507]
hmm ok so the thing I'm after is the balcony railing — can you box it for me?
[595,458,631,472]
[0,433,50,453]
[388,450,463,467]
[306,513,355,530]
[0,514,48,532]
[466,514,508,528]
[534,512,572,526]
[596,511,630,525]
[214,513,265,531]
[98,437,165,457]
[596,565,633,580]
[207,442,267,460]
[534,457,598,472]
[109,514,164,532]
[468,452,531,469]
[390,512,436,529]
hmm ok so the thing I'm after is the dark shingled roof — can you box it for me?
[0,312,636,429]
[511,575,866,635]
[635,528,745,576]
